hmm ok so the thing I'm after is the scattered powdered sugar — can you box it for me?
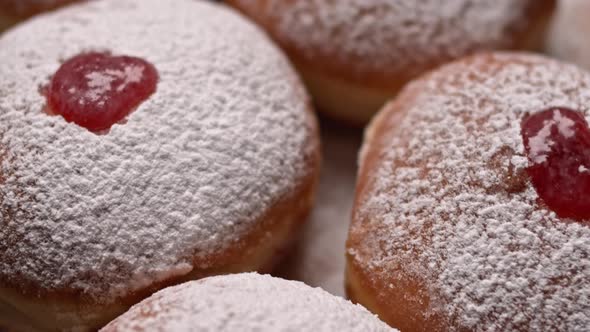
[101,273,395,332]
[0,0,315,302]
[84,66,145,105]
[234,0,534,77]
[527,109,576,165]
[350,53,590,331]
[553,110,576,137]
[547,0,590,71]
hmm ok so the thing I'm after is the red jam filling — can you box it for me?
[521,107,590,221]
[45,52,158,132]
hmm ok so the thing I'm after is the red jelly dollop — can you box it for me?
[45,52,158,132]
[521,107,590,221]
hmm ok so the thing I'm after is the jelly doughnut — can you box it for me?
[0,0,320,330]
[347,52,590,331]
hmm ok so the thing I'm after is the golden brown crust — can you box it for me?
[345,80,439,331]
[0,0,80,18]
[346,257,449,332]
[0,0,82,33]
[291,60,399,125]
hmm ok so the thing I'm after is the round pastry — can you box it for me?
[347,52,590,331]
[226,0,557,125]
[547,0,590,70]
[101,273,394,332]
[0,0,81,32]
[0,0,320,331]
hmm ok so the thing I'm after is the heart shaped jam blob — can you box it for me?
[521,107,590,221]
[45,52,158,132]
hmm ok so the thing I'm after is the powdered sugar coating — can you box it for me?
[526,109,578,165]
[350,53,590,331]
[547,0,590,71]
[102,273,395,332]
[233,0,542,78]
[0,0,315,302]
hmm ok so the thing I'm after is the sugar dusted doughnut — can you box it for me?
[347,52,590,331]
[101,273,395,332]
[0,0,320,330]
[227,0,556,124]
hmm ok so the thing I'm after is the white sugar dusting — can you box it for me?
[528,122,553,164]
[101,273,395,332]
[554,110,576,138]
[0,0,315,302]
[85,71,116,102]
[350,53,590,331]
[83,65,145,104]
[528,110,576,165]
[235,0,533,77]
[114,66,143,91]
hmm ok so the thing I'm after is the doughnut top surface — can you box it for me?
[231,0,552,80]
[0,0,314,301]
[350,53,590,330]
[101,273,395,332]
